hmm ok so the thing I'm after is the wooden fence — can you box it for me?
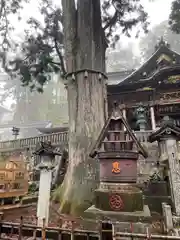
[0,216,180,240]
[0,132,68,152]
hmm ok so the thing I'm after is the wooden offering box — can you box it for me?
[89,104,148,184]
[98,151,138,183]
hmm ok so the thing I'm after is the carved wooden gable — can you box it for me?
[157,54,172,66]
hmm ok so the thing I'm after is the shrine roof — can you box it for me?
[37,125,68,134]
[108,38,180,88]
[148,117,180,142]
[127,64,180,87]
[89,104,148,158]
[107,70,134,85]
[0,120,52,130]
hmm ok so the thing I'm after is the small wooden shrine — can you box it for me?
[86,103,150,226]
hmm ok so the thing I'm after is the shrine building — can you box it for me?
[107,37,180,131]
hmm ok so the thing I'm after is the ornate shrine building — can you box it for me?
[107,38,180,131]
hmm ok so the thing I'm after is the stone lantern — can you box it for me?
[12,127,20,140]
[148,116,180,216]
[33,141,61,227]
[134,103,147,131]
[86,103,150,230]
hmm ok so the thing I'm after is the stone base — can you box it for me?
[144,196,172,214]
[113,221,151,234]
[144,181,169,196]
[84,205,151,223]
[96,183,144,212]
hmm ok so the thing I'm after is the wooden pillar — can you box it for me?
[1,199,4,206]
[150,106,156,131]
[122,108,126,131]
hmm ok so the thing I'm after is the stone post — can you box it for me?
[150,106,156,131]
[122,108,126,131]
[165,138,180,215]
[162,202,173,232]
[37,162,53,227]
[149,118,180,216]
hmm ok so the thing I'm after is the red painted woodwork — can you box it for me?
[109,194,124,211]
[100,158,137,183]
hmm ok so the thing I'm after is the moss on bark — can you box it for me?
[53,138,100,215]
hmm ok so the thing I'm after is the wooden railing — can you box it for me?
[0,130,153,152]
[0,132,68,152]
[0,215,177,240]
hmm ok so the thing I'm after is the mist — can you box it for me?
[0,0,174,141]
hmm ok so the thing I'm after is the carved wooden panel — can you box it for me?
[156,104,180,116]
[160,91,180,102]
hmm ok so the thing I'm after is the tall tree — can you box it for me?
[1,74,68,125]
[106,42,140,72]
[169,0,180,34]
[0,0,148,215]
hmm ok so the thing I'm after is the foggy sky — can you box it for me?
[4,0,174,108]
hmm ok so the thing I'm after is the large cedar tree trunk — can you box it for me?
[55,0,107,215]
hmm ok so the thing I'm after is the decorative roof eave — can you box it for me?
[109,64,180,90]
[145,64,180,81]
[148,123,180,143]
[89,105,148,158]
[117,44,180,86]
[134,64,180,83]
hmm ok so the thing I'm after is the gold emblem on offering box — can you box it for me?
[112,161,120,173]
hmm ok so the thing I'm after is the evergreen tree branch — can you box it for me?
[169,0,180,34]
[0,0,149,91]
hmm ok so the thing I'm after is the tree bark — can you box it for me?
[54,0,107,215]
